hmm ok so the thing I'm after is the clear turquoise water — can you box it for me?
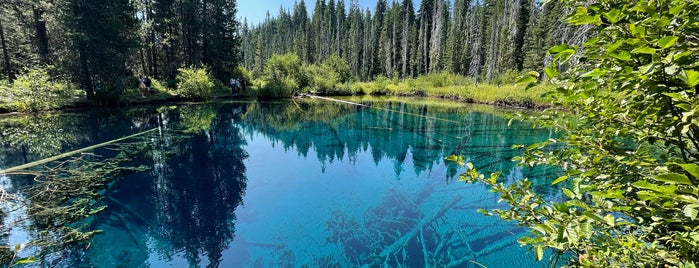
[0,98,556,267]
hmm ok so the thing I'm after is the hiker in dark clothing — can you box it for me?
[144,77,152,93]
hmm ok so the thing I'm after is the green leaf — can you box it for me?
[663,92,685,101]
[548,44,570,54]
[489,171,500,184]
[544,66,559,79]
[581,69,607,78]
[562,188,575,198]
[518,236,544,244]
[681,70,699,87]
[658,36,679,49]
[683,205,699,220]
[676,103,692,111]
[655,173,692,185]
[669,4,683,15]
[534,245,544,261]
[604,214,615,227]
[603,9,622,23]
[632,26,647,37]
[605,40,624,52]
[609,50,631,61]
[636,190,658,201]
[591,189,624,199]
[14,257,38,265]
[552,175,568,185]
[679,164,699,179]
[517,75,537,84]
[632,180,677,194]
[552,48,577,64]
[631,46,656,55]
[569,15,600,25]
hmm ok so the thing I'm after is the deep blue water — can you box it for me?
[0,98,556,267]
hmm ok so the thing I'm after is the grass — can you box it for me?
[345,73,554,108]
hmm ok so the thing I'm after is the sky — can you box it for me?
[238,0,419,25]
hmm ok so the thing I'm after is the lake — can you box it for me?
[0,97,557,267]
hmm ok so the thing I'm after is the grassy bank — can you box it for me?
[248,53,554,108]
[350,78,553,108]
[1,64,552,114]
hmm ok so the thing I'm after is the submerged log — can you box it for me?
[1,128,158,174]
[376,196,463,261]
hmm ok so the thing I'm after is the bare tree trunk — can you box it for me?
[468,8,481,79]
[0,20,13,83]
[401,13,409,77]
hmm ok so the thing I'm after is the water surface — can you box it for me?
[0,98,556,267]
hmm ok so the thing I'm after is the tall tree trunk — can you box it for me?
[146,0,158,78]
[0,20,13,83]
[78,41,93,99]
[33,7,50,64]
[72,0,93,99]
[202,0,209,65]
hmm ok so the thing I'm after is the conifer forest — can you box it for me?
[0,0,240,98]
[241,0,582,82]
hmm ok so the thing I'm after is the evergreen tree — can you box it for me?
[66,0,138,98]
[400,0,416,77]
[335,0,346,58]
[417,0,433,75]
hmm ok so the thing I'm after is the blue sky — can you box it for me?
[238,0,419,25]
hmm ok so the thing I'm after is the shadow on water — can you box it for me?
[0,98,560,267]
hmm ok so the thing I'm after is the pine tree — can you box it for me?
[400,0,416,77]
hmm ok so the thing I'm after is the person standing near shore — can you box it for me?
[230,77,240,96]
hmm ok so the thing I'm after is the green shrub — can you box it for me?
[176,67,214,99]
[257,77,298,99]
[1,68,79,112]
[350,83,365,95]
[320,54,353,84]
[150,79,172,95]
[368,75,390,95]
[232,65,252,83]
[257,53,306,98]
[425,71,451,87]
